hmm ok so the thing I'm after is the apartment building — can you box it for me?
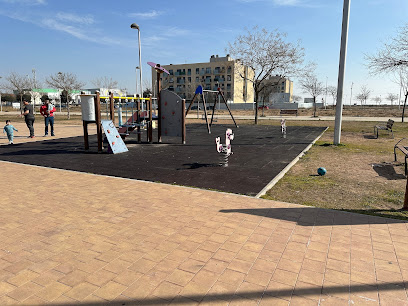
[259,75,294,103]
[151,55,254,103]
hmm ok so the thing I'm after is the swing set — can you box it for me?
[185,85,238,134]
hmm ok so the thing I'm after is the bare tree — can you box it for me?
[372,96,381,105]
[2,72,30,110]
[292,95,302,102]
[366,23,408,74]
[327,86,337,105]
[299,70,325,117]
[91,76,118,91]
[366,24,408,121]
[387,93,398,106]
[227,26,305,124]
[46,72,84,119]
[356,85,371,108]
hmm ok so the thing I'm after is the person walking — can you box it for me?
[40,99,56,136]
[19,99,35,138]
[3,120,18,144]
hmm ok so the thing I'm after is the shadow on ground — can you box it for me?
[53,281,405,305]
[372,163,406,180]
[220,206,408,225]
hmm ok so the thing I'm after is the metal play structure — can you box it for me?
[80,61,187,153]
[186,85,238,134]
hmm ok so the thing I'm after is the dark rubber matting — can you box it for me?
[0,124,326,196]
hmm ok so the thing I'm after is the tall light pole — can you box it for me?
[334,0,351,145]
[135,66,139,97]
[325,76,328,109]
[350,82,353,105]
[130,23,143,99]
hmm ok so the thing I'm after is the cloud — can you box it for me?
[41,19,120,45]
[56,12,94,25]
[128,10,163,19]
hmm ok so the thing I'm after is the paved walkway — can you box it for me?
[1,161,408,305]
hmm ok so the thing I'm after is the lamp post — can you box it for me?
[135,66,139,97]
[350,82,353,106]
[334,0,351,145]
[130,23,143,99]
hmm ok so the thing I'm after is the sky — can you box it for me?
[0,0,407,105]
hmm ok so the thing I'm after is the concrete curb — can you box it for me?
[255,126,329,198]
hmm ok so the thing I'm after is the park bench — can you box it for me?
[394,138,408,175]
[374,119,394,139]
[280,109,298,116]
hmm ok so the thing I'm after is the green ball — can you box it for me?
[317,167,327,176]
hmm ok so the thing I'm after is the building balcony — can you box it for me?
[177,80,185,84]
[213,69,225,74]
[175,71,186,76]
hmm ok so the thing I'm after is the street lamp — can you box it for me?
[130,23,143,99]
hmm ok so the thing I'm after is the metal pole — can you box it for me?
[325,76,328,109]
[135,67,138,98]
[137,28,143,99]
[333,0,351,145]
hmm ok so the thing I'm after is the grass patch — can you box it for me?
[265,119,408,221]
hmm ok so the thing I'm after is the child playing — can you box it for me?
[3,120,18,145]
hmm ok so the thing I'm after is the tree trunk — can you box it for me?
[20,94,23,114]
[402,91,407,123]
[65,91,70,120]
[313,96,316,117]
[254,92,259,125]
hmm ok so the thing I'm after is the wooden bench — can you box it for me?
[374,119,394,138]
[280,109,298,116]
[394,138,408,175]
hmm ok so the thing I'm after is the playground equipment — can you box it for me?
[216,128,234,167]
[160,89,186,144]
[111,95,154,143]
[148,61,186,144]
[186,85,238,134]
[281,119,287,138]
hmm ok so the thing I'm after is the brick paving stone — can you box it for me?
[35,281,72,302]
[63,282,99,301]
[2,160,408,305]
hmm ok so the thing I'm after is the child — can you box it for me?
[3,120,18,145]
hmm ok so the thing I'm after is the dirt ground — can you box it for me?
[262,120,408,220]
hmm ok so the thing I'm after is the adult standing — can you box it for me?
[40,99,56,136]
[20,99,35,138]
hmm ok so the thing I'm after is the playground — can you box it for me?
[0,121,325,196]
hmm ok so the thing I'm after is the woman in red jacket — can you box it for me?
[40,99,56,136]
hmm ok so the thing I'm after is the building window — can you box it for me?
[206,67,211,74]
[188,77,191,82]
[227,83,231,90]
[196,77,199,82]
[227,66,232,73]
[188,69,191,75]
[227,75,231,81]
[196,68,199,74]
[169,70,173,75]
